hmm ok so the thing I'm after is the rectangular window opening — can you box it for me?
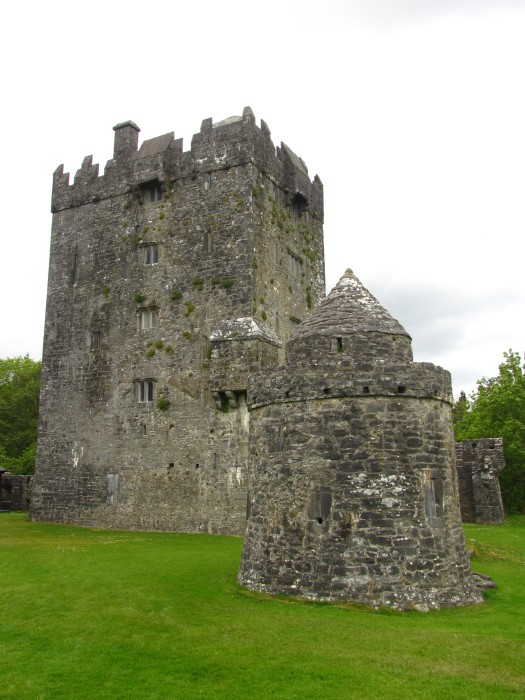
[142,180,163,202]
[138,308,158,331]
[90,331,101,350]
[143,244,159,265]
[135,380,154,404]
[291,194,308,219]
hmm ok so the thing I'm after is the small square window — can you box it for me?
[140,180,163,203]
[138,308,158,331]
[291,194,307,219]
[143,244,159,265]
[135,380,154,403]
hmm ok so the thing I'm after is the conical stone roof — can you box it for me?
[296,269,411,340]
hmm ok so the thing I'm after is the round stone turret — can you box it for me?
[238,269,482,611]
[287,269,413,367]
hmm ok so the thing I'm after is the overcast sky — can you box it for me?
[1,0,523,397]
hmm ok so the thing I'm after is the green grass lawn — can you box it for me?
[1,514,524,699]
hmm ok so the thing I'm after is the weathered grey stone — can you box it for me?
[238,270,483,610]
[0,471,31,511]
[31,109,325,534]
[456,438,505,524]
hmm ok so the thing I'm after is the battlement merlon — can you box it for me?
[50,107,324,219]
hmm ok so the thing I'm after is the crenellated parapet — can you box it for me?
[51,106,324,221]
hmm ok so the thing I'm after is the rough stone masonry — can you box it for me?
[238,270,483,610]
[31,108,324,534]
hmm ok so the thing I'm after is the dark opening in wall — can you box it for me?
[107,474,119,505]
[90,331,101,350]
[143,244,159,265]
[135,379,154,404]
[397,386,406,394]
[141,179,163,203]
[363,386,370,394]
[291,193,308,219]
[309,487,332,529]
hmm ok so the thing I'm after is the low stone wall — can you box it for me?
[456,438,505,524]
[0,472,32,511]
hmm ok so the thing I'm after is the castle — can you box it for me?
[32,108,485,609]
[31,108,324,534]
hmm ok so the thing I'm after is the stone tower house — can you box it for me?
[238,270,482,610]
[31,108,325,534]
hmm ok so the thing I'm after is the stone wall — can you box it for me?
[0,472,31,511]
[456,438,505,524]
[31,108,325,534]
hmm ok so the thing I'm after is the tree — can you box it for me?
[0,356,41,475]
[453,350,525,514]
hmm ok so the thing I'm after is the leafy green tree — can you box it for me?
[0,356,41,475]
[453,350,525,514]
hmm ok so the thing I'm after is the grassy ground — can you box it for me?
[1,513,524,699]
